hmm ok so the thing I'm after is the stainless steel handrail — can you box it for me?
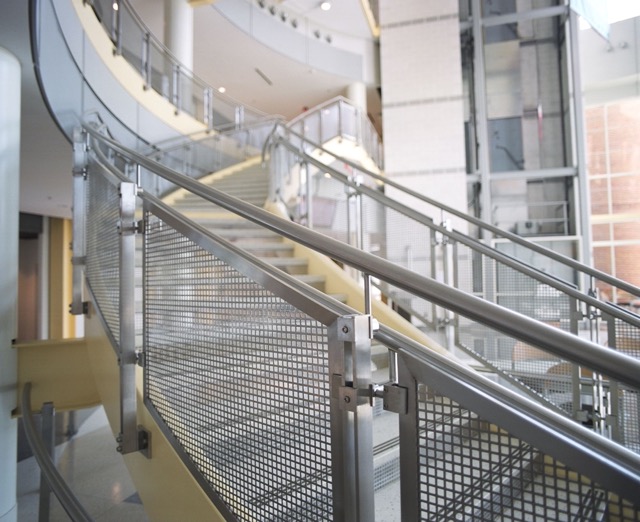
[21,383,94,522]
[267,125,640,299]
[84,123,640,390]
[272,135,640,329]
[86,135,640,507]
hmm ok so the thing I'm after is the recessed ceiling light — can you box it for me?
[218,86,226,93]
[112,2,119,10]
[320,1,331,11]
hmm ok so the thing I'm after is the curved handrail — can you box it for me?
[84,123,640,390]
[86,0,268,126]
[21,383,94,522]
[267,124,640,300]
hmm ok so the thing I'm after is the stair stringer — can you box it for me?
[83,308,226,521]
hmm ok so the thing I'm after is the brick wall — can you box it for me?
[587,98,640,304]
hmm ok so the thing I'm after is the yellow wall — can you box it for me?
[48,218,75,339]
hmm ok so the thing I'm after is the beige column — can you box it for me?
[0,45,20,522]
[378,0,468,231]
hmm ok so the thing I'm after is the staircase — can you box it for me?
[169,159,349,300]
[162,156,582,521]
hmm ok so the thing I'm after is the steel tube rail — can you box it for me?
[21,383,93,522]
[375,329,640,505]
[274,135,640,328]
[84,125,640,390]
[269,128,640,299]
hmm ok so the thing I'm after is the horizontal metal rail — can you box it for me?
[267,126,640,300]
[21,383,93,522]
[271,138,640,329]
[84,124,640,391]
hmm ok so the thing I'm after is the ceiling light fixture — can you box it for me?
[218,86,226,93]
[320,1,331,11]
[112,2,119,11]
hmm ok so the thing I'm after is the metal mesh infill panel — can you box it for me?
[415,384,640,521]
[144,215,332,521]
[86,168,121,343]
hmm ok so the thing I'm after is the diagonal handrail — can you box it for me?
[266,124,640,300]
[85,127,640,508]
[84,122,640,390]
[270,133,640,330]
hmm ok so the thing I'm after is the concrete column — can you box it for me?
[345,81,367,113]
[164,0,194,70]
[0,46,21,522]
[378,0,468,232]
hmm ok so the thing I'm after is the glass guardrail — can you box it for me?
[88,0,269,128]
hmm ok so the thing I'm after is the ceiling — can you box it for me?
[132,0,381,123]
[0,0,379,220]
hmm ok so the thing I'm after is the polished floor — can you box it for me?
[17,406,148,521]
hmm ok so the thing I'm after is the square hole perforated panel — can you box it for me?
[86,168,121,343]
[143,215,333,521]
[415,384,640,521]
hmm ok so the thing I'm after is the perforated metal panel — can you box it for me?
[414,383,640,521]
[454,242,576,414]
[85,165,121,343]
[613,318,640,453]
[143,214,333,521]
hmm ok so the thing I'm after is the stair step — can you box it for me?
[207,228,280,240]
[233,241,294,256]
[293,274,325,291]
[260,256,308,275]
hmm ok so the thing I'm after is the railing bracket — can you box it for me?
[371,383,408,414]
[69,301,89,316]
[137,426,151,458]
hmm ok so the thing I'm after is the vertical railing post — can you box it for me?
[71,128,88,316]
[172,64,181,112]
[305,162,313,229]
[141,32,151,90]
[328,314,375,522]
[605,312,621,442]
[112,1,122,56]
[117,182,144,455]
[38,402,55,522]
[441,219,455,351]
[235,105,244,130]
[204,87,214,129]
[396,355,420,520]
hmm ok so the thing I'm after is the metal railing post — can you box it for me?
[235,105,244,130]
[71,128,88,316]
[396,355,419,520]
[38,402,55,522]
[305,162,313,229]
[328,314,375,522]
[441,219,455,351]
[117,182,146,455]
[141,32,151,90]
[172,64,181,112]
[204,87,213,129]
[112,0,122,56]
